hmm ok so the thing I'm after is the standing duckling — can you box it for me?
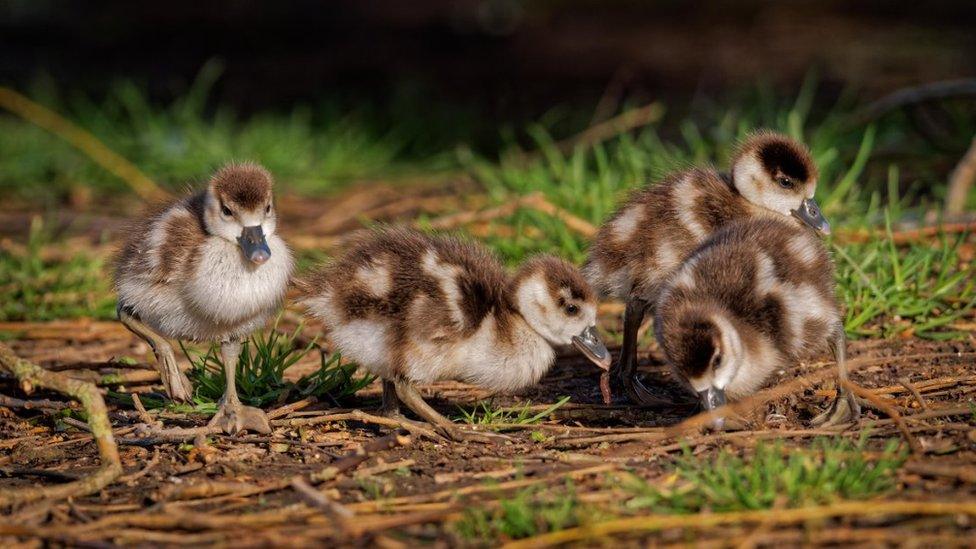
[114,163,293,434]
[654,217,857,427]
[583,131,830,405]
[299,227,610,442]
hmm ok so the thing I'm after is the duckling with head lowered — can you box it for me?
[299,227,611,442]
[655,217,857,428]
[114,163,293,434]
[583,131,830,405]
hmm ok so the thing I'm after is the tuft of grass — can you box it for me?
[834,229,975,340]
[455,396,570,427]
[622,436,906,514]
[0,217,115,321]
[455,481,590,541]
[182,322,373,409]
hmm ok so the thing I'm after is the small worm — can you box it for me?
[599,371,612,405]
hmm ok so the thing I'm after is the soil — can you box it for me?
[1,193,975,546]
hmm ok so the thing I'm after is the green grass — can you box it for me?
[454,396,571,427]
[0,216,115,321]
[622,436,906,513]
[1,62,466,202]
[181,322,374,409]
[2,75,974,343]
[455,481,594,541]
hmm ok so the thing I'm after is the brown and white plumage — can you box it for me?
[114,163,293,433]
[299,227,609,441]
[654,217,856,427]
[583,131,829,405]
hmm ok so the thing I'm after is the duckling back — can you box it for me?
[655,217,840,398]
[583,168,754,302]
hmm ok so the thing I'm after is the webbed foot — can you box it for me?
[811,388,862,428]
[209,401,272,434]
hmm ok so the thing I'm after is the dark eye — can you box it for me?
[565,304,579,316]
[777,177,794,189]
[265,204,272,214]
[220,203,233,217]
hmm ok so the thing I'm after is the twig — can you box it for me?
[834,221,976,245]
[0,393,72,411]
[947,136,976,215]
[846,78,976,128]
[290,476,354,519]
[267,396,316,420]
[118,448,160,484]
[353,458,416,479]
[898,377,929,410]
[843,379,923,455]
[0,342,122,506]
[310,429,411,483]
[502,500,976,548]
[521,102,665,162]
[903,461,976,484]
[0,86,166,202]
[272,409,440,441]
[130,393,160,427]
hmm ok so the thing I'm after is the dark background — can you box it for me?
[3,0,975,121]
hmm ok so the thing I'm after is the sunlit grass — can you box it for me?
[622,436,906,513]
[0,217,115,321]
[454,396,571,427]
[181,322,373,409]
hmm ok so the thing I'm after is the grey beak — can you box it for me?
[791,198,830,235]
[698,387,728,429]
[237,225,271,265]
[572,325,611,370]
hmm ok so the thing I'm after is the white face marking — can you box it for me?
[514,274,595,346]
[356,260,392,298]
[421,250,466,328]
[675,176,707,239]
[611,205,643,242]
[732,155,805,217]
[203,189,277,244]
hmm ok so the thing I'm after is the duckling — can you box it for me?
[114,163,293,434]
[583,131,829,405]
[654,217,857,427]
[299,227,610,442]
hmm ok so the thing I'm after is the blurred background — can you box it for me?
[1,0,974,330]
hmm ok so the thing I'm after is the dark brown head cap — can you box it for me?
[209,162,274,211]
[734,131,818,184]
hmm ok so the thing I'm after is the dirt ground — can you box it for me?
[2,314,975,546]
[1,191,976,547]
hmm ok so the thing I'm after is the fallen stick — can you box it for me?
[834,221,976,245]
[310,429,411,483]
[843,379,923,454]
[502,500,976,549]
[272,409,441,441]
[0,342,122,506]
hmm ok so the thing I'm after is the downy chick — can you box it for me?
[654,217,857,428]
[299,227,610,442]
[583,131,829,405]
[114,163,293,434]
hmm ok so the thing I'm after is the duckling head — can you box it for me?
[203,163,278,265]
[511,256,611,370]
[731,131,830,235]
[667,310,745,422]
